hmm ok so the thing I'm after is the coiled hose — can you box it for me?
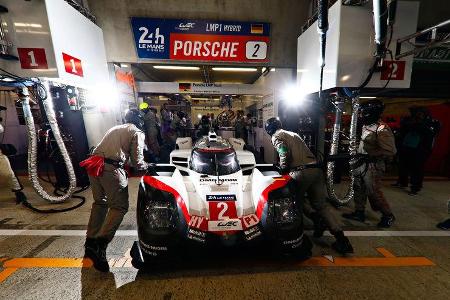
[18,82,77,203]
[326,95,360,205]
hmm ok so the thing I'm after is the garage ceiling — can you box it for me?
[131,64,265,84]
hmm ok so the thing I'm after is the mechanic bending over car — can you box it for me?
[265,117,354,254]
[80,108,149,272]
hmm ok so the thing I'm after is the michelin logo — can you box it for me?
[138,26,165,52]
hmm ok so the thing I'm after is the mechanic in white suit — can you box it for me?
[0,107,26,203]
[80,109,148,272]
[265,117,354,254]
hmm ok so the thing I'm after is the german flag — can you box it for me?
[251,24,264,34]
[179,83,191,92]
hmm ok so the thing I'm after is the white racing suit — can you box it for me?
[353,122,396,215]
[272,129,342,233]
[86,124,147,243]
[0,149,22,192]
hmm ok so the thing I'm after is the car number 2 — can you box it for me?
[209,201,237,220]
[217,202,228,220]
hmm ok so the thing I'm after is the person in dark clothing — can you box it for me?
[392,107,440,195]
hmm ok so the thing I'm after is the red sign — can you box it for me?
[208,201,238,221]
[381,60,406,80]
[62,53,84,77]
[170,34,269,62]
[17,48,48,69]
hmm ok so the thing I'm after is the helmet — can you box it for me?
[124,108,145,130]
[360,100,384,125]
[139,102,150,113]
[265,117,282,136]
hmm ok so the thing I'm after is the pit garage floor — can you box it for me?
[1,177,449,299]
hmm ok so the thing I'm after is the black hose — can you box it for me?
[19,194,86,214]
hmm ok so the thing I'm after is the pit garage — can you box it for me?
[0,0,450,299]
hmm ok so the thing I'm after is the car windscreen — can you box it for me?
[190,149,240,176]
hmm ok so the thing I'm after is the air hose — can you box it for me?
[16,82,85,212]
[325,92,360,205]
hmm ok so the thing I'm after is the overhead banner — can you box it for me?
[130,18,270,63]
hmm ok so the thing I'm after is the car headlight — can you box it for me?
[273,197,298,225]
[144,200,175,229]
[142,187,178,232]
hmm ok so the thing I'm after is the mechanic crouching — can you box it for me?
[265,117,353,254]
[80,109,149,272]
[343,100,396,228]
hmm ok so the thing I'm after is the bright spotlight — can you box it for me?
[86,84,119,111]
[282,85,305,106]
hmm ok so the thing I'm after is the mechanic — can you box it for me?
[80,109,148,272]
[139,102,160,161]
[392,106,440,195]
[0,106,26,204]
[265,117,353,254]
[343,100,397,228]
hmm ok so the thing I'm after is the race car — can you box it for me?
[130,132,311,269]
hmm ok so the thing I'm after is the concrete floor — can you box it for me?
[0,177,449,299]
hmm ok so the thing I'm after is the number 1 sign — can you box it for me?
[17,48,48,69]
[62,53,84,77]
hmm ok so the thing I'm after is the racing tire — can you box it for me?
[130,241,146,270]
[291,235,313,261]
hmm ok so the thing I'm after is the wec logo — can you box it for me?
[208,219,242,231]
[177,22,195,30]
[217,220,239,227]
[138,27,165,52]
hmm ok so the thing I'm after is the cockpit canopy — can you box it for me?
[190,136,240,176]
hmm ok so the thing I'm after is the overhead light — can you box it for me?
[191,97,220,101]
[212,67,257,72]
[14,22,42,28]
[270,68,276,72]
[120,63,129,68]
[360,96,377,99]
[153,65,200,70]
[175,93,180,95]
[341,75,351,81]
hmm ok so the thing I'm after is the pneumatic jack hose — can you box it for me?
[326,95,360,205]
[18,82,77,203]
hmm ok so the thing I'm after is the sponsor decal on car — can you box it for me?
[187,228,206,243]
[241,213,259,229]
[208,219,242,231]
[206,194,237,201]
[200,178,238,182]
[282,234,304,249]
[188,215,207,230]
[244,226,262,241]
[139,241,168,256]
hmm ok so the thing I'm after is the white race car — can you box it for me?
[131,132,311,269]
